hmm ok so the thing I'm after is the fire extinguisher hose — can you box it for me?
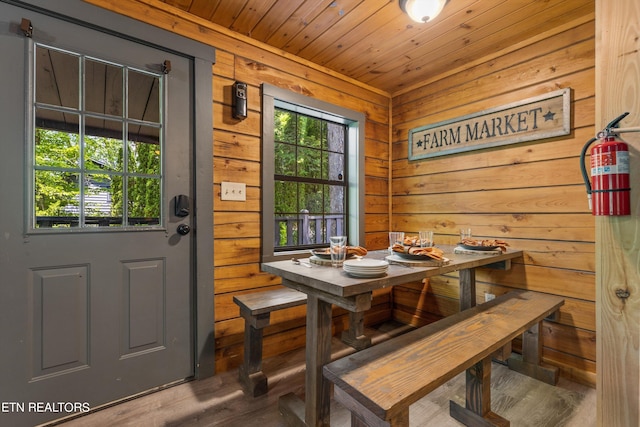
[579,136,597,208]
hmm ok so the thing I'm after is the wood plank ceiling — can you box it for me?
[160,0,594,95]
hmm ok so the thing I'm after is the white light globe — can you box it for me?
[404,0,446,23]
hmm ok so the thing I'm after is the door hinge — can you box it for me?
[163,60,172,74]
[21,18,33,38]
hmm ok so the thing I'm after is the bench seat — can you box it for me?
[323,290,564,427]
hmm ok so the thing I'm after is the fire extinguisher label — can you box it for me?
[617,150,630,173]
[591,150,630,175]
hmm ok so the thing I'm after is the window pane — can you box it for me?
[274,181,301,247]
[128,125,161,175]
[128,69,160,122]
[321,154,329,180]
[275,214,297,247]
[327,151,344,182]
[110,175,124,220]
[275,109,295,143]
[84,173,115,226]
[35,129,80,169]
[34,170,79,226]
[327,122,345,153]
[274,180,298,215]
[85,117,124,172]
[328,185,345,214]
[35,105,81,140]
[127,177,160,221]
[297,147,321,178]
[298,116,322,148]
[34,122,80,168]
[85,59,123,116]
[298,183,324,214]
[36,46,79,109]
[275,142,296,176]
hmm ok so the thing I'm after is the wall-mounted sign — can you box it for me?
[408,88,571,161]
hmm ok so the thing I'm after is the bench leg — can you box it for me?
[341,311,372,350]
[492,341,512,362]
[450,356,510,427]
[238,314,269,397]
[507,320,559,385]
[334,385,407,427]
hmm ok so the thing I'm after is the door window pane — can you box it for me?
[84,173,116,225]
[128,69,160,122]
[85,59,123,116]
[35,46,79,108]
[128,126,161,175]
[32,44,164,230]
[34,170,80,227]
[34,118,80,168]
[85,117,124,172]
[127,177,161,223]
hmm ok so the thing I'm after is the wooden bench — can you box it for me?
[234,288,308,397]
[323,290,564,427]
[234,287,373,397]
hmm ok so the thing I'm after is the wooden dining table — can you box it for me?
[261,246,524,427]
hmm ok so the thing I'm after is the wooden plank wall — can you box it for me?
[595,0,640,424]
[83,0,393,374]
[391,13,597,386]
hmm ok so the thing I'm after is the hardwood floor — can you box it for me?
[47,322,595,427]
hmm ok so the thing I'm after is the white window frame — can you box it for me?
[261,84,365,262]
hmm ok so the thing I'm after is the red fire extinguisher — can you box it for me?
[580,112,631,216]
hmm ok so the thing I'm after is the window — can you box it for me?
[262,84,365,262]
[273,107,347,250]
[30,44,163,230]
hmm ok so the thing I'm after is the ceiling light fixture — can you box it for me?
[399,0,448,23]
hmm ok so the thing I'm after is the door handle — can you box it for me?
[177,224,191,235]
[174,195,190,217]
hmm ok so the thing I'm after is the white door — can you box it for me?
[0,3,194,426]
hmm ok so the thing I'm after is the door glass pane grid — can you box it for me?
[274,107,347,250]
[31,43,163,231]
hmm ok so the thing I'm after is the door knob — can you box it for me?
[177,224,191,235]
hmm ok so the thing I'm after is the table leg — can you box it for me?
[278,294,333,427]
[459,268,476,310]
[341,311,372,350]
[305,295,333,426]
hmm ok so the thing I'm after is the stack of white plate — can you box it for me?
[343,259,389,278]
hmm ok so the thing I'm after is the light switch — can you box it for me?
[221,181,246,201]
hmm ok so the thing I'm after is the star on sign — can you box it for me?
[416,139,424,148]
[543,110,556,121]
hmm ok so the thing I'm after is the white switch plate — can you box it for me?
[221,181,246,201]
